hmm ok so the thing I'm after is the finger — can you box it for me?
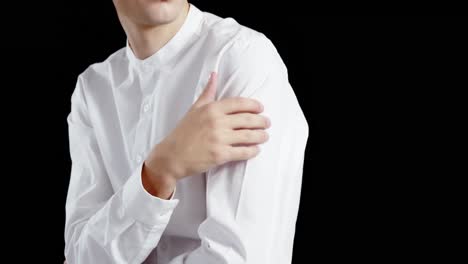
[225,129,269,145]
[215,97,264,114]
[227,145,261,161]
[224,113,271,129]
[192,72,217,108]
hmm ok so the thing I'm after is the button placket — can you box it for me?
[141,94,153,115]
[133,67,166,166]
[135,97,155,164]
[143,103,150,113]
[141,62,152,74]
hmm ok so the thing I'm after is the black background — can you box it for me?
[4,1,465,262]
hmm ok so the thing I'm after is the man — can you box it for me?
[64,0,308,263]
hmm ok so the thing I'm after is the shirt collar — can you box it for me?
[125,3,203,71]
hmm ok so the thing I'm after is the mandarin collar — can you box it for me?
[125,3,203,72]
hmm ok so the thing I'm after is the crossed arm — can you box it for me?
[64,34,308,264]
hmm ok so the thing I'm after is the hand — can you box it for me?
[142,72,270,198]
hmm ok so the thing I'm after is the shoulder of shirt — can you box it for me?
[199,10,287,96]
[199,10,283,67]
[76,47,127,86]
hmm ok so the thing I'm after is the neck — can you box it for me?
[124,2,190,60]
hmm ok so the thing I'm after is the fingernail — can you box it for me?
[208,72,216,81]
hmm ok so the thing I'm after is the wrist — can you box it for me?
[142,160,177,200]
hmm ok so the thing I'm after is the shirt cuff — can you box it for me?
[122,161,179,226]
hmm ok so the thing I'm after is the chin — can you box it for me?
[144,2,174,23]
[114,0,187,27]
[137,0,185,26]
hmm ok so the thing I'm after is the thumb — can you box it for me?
[193,72,217,108]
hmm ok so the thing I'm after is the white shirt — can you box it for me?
[64,4,308,264]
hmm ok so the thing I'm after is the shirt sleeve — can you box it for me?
[168,33,309,263]
[64,75,180,264]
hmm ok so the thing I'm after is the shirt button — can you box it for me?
[135,154,142,163]
[143,103,150,113]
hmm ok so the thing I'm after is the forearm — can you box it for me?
[65,163,179,264]
[142,160,177,200]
